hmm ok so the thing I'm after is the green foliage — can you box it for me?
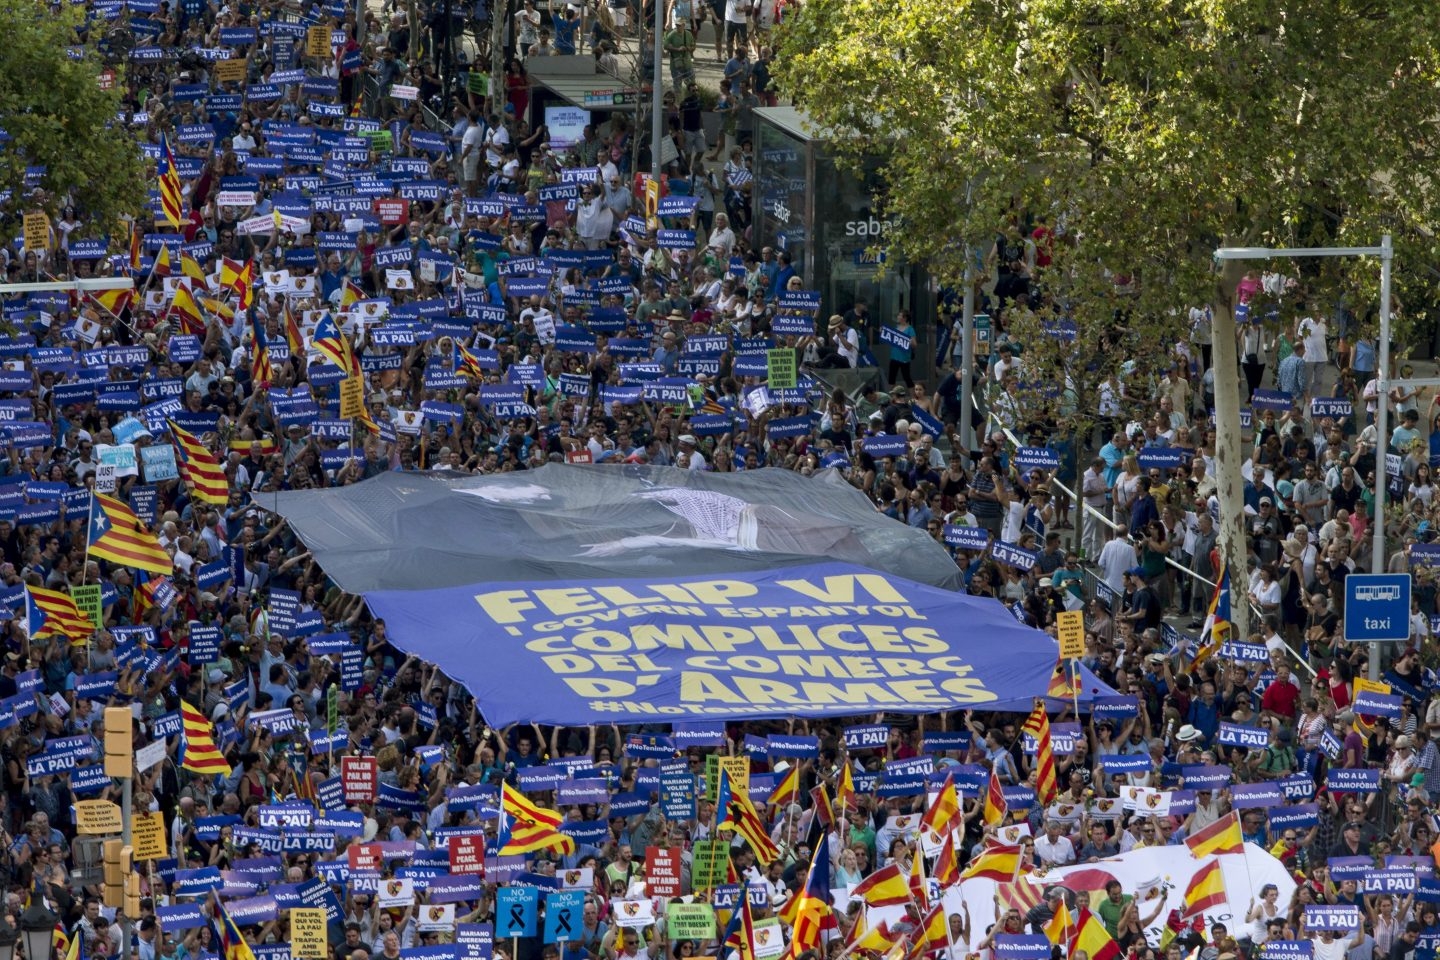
[0,0,145,237]
[776,0,1440,393]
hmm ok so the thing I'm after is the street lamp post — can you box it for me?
[1214,236,1393,679]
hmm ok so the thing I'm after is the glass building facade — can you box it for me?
[752,107,937,382]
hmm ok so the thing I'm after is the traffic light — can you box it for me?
[125,872,142,917]
[102,840,132,909]
[104,707,131,778]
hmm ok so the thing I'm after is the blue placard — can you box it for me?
[1353,690,1403,719]
[844,724,890,750]
[1311,397,1352,419]
[1251,389,1294,411]
[495,886,541,938]
[1013,447,1059,470]
[1262,942,1313,960]
[1303,905,1360,933]
[990,541,1037,570]
[861,434,907,457]
[1344,573,1411,643]
[1092,696,1139,720]
[1230,782,1285,808]
[1217,722,1270,749]
[993,936,1051,960]
[1099,754,1153,774]
[1326,767,1381,793]
[1267,803,1319,831]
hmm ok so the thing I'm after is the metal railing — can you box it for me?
[983,413,1318,678]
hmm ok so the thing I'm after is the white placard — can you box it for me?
[136,738,168,774]
[390,84,419,100]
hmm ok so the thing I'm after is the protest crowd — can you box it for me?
[0,4,1437,960]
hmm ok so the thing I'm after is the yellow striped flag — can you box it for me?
[158,133,186,229]
[87,493,173,574]
[498,783,576,855]
[1021,701,1059,805]
[167,419,229,505]
[717,766,781,864]
[180,700,231,775]
[26,585,95,643]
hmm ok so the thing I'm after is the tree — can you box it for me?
[0,0,145,239]
[776,0,1440,640]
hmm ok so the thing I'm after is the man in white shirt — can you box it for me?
[1097,530,1137,595]
[676,434,706,470]
[1033,819,1076,868]
[484,114,510,169]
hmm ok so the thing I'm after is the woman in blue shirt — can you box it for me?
[886,308,916,388]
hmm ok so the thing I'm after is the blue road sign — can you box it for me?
[1343,573,1411,643]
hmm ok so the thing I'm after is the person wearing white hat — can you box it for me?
[676,434,706,471]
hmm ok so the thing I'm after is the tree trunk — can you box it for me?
[1211,258,1252,643]
[490,0,509,117]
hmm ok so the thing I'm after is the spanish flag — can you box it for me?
[231,258,256,311]
[1184,811,1243,859]
[1042,898,1072,944]
[167,419,230,505]
[959,842,1020,883]
[908,845,929,910]
[152,243,172,277]
[920,771,960,839]
[1181,859,1226,918]
[219,257,246,291]
[87,493,173,575]
[914,904,949,953]
[169,282,206,337]
[180,251,208,285]
[340,277,365,311]
[833,761,855,822]
[982,768,1007,826]
[1021,701,1059,805]
[849,863,909,907]
[180,700,231,776]
[933,834,959,889]
[845,914,897,955]
[230,436,279,457]
[769,762,801,809]
[89,286,134,317]
[26,585,95,643]
[1072,908,1121,960]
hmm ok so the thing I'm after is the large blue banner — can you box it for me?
[365,563,1059,725]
